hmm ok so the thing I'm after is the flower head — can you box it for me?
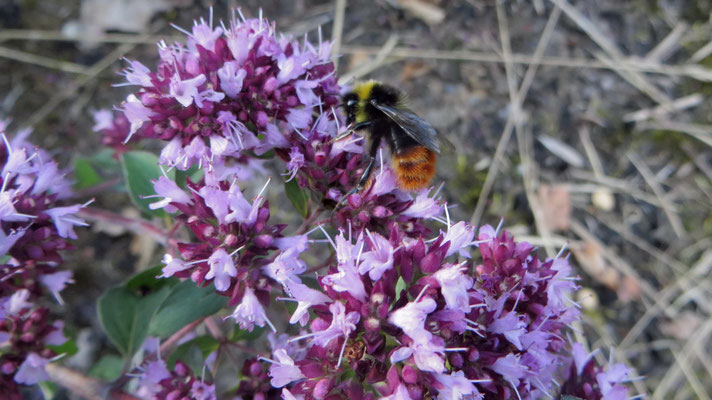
[0,129,86,394]
[228,287,275,332]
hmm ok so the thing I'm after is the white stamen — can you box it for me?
[414,284,430,303]
[317,225,336,249]
[331,107,341,132]
[609,347,615,367]
[511,381,522,400]
[170,23,192,37]
[255,177,272,201]
[304,225,322,236]
[336,337,348,368]
[512,288,524,312]
[444,202,451,229]
[229,245,245,257]
[534,314,551,331]
[275,297,298,302]
[288,331,319,343]
[555,242,569,259]
[290,123,308,141]
[534,378,553,399]
[308,239,332,244]
[355,240,365,265]
[378,148,384,176]
[494,218,504,236]
[466,327,485,338]
[48,353,66,363]
[431,217,448,227]
[444,347,468,352]
[258,356,277,364]
[621,376,647,383]
[433,182,445,199]
[2,133,13,155]
[265,316,277,333]
[185,257,209,266]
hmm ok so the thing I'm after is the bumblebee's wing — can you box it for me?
[370,101,440,153]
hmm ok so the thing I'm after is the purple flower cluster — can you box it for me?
[234,357,281,399]
[104,11,446,318]
[102,8,446,232]
[561,343,633,400]
[0,124,87,393]
[92,109,135,157]
[102,9,635,400]
[134,339,216,400]
[152,172,293,317]
[113,10,339,170]
[261,221,595,399]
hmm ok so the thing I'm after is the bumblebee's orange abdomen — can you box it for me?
[393,146,436,191]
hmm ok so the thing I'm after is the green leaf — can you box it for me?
[172,343,204,374]
[395,276,407,298]
[121,151,173,217]
[167,336,219,370]
[249,149,275,160]
[231,327,264,342]
[174,164,203,189]
[90,148,121,171]
[149,280,228,338]
[284,178,309,217]
[231,325,266,342]
[73,158,102,189]
[38,381,58,399]
[125,265,176,291]
[97,284,172,359]
[89,354,124,381]
[561,396,585,400]
[190,168,205,184]
[46,338,78,358]
[98,264,227,361]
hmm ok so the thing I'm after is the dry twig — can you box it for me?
[627,152,686,239]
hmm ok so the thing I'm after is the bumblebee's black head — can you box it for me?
[343,81,403,126]
[342,92,359,125]
[368,83,400,106]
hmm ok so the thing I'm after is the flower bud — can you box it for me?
[1,361,16,374]
[364,317,380,332]
[20,332,35,342]
[249,360,262,376]
[448,352,464,368]
[402,365,418,384]
[253,234,273,248]
[175,361,188,376]
[467,347,479,362]
[314,150,327,167]
[313,378,331,399]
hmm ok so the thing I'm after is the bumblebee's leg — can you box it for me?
[334,134,381,209]
[329,120,374,143]
[356,156,376,190]
[351,120,374,132]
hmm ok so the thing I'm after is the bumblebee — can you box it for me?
[339,80,440,198]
